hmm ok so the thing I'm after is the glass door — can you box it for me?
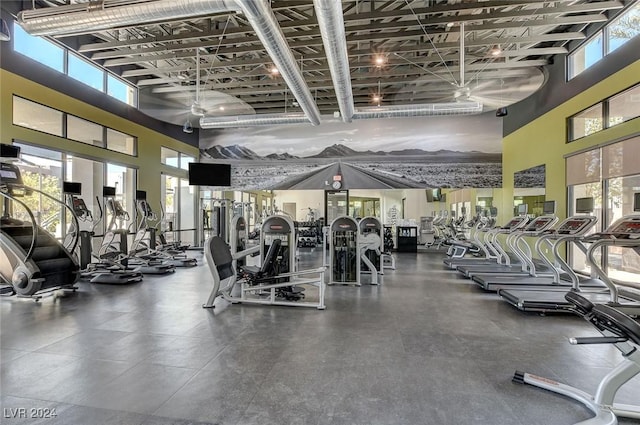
[325,190,348,223]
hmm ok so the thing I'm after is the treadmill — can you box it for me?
[456,213,530,277]
[443,214,498,269]
[473,214,601,292]
[499,197,640,314]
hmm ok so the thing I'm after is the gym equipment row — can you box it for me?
[441,195,640,424]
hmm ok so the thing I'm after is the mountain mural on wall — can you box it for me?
[202,143,501,162]
[198,112,504,190]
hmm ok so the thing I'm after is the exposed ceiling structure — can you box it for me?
[14,0,628,127]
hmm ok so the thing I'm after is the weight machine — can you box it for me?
[359,216,383,285]
[328,216,360,286]
[202,214,326,310]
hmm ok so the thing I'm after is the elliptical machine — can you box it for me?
[129,190,197,267]
[98,186,174,275]
[63,183,142,285]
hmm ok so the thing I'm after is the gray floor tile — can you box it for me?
[70,363,198,414]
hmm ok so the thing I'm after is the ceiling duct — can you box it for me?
[313,0,354,123]
[17,0,239,36]
[234,0,321,126]
[200,113,309,128]
[17,0,321,126]
[352,102,483,120]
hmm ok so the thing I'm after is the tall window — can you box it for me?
[568,104,603,141]
[68,53,105,92]
[566,135,640,284]
[13,97,63,136]
[13,21,137,106]
[13,24,64,73]
[567,82,640,142]
[568,2,640,79]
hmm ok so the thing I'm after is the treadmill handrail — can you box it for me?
[0,190,38,262]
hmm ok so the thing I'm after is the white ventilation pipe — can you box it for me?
[313,0,354,123]
[18,0,321,126]
[18,0,238,36]
[234,0,321,125]
[200,112,309,128]
[352,102,483,119]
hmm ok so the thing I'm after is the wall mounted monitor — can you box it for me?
[426,190,434,203]
[575,197,594,213]
[634,193,640,212]
[103,186,116,197]
[1,143,20,159]
[63,181,82,195]
[475,205,483,214]
[188,163,231,186]
[517,203,528,215]
[489,207,498,217]
[542,200,556,215]
[136,190,147,200]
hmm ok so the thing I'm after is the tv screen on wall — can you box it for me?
[188,163,231,186]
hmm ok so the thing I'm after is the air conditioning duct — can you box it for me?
[200,113,309,128]
[313,0,354,123]
[352,102,483,120]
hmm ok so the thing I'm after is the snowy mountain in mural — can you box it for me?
[199,112,503,190]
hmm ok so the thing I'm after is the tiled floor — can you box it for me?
[1,250,639,425]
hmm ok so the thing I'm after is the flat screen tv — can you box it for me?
[634,193,640,212]
[188,163,231,186]
[103,186,116,197]
[136,190,147,200]
[63,181,82,195]
[426,190,434,203]
[575,197,594,213]
[542,200,556,215]
[517,204,528,215]
[1,144,20,159]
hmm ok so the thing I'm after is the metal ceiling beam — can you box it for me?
[89,13,604,60]
[77,1,619,52]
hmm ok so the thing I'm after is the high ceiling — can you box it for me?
[15,0,630,126]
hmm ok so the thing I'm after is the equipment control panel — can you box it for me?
[556,216,598,235]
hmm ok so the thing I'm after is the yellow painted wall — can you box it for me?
[0,69,199,210]
[501,59,640,222]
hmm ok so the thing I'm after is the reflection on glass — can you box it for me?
[569,104,603,141]
[606,174,640,284]
[12,96,64,136]
[608,85,640,127]
[67,115,104,147]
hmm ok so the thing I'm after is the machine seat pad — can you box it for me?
[592,304,640,346]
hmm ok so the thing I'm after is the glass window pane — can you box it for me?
[68,53,104,92]
[67,115,104,147]
[569,33,603,79]
[105,163,136,232]
[180,154,195,170]
[566,149,601,186]
[163,175,178,244]
[607,2,640,53]
[606,174,640,285]
[161,147,179,167]
[608,84,640,127]
[12,96,63,136]
[13,24,64,73]
[15,152,64,239]
[107,74,136,106]
[602,136,640,179]
[179,179,196,245]
[569,103,603,141]
[106,129,136,155]
[569,182,603,275]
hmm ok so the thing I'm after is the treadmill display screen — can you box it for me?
[503,218,525,229]
[526,217,553,231]
[558,219,588,234]
[611,221,640,235]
